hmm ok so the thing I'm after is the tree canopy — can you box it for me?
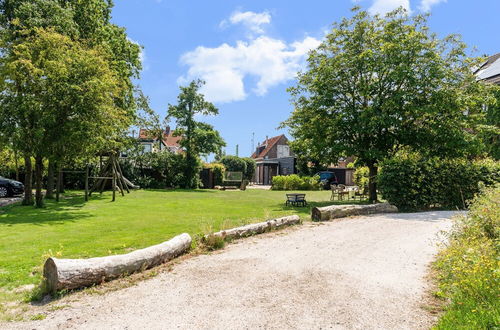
[283,7,497,201]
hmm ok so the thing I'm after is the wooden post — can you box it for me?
[116,160,130,194]
[84,164,89,202]
[112,168,116,202]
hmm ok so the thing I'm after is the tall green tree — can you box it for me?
[284,7,496,201]
[0,0,143,205]
[168,80,226,188]
[0,28,125,207]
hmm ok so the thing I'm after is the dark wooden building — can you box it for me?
[251,135,296,185]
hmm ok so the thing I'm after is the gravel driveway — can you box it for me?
[7,211,455,330]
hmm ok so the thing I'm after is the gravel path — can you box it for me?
[6,211,455,330]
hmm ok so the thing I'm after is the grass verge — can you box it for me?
[433,184,499,329]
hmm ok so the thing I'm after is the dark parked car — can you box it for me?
[316,171,338,190]
[0,176,24,198]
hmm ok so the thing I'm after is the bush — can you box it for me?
[220,155,247,174]
[121,151,200,189]
[271,174,321,190]
[353,166,369,189]
[242,157,256,181]
[434,185,500,329]
[204,163,225,186]
[378,154,500,210]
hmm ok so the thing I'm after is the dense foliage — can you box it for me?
[204,163,225,186]
[378,154,499,210]
[283,7,498,201]
[241,157,257,181]
[220,155,246,173]
[0,0,143,207]
[271,175,321,191]
[434,185,499,329]
[353,166,369,189]
[120,151,198,189]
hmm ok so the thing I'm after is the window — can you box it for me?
[142,143,152,153]
[277,145,290,158]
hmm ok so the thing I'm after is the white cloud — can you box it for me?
[369,0,411,15]
[220,10,271,35]
[418,0,446,12]
[179,12,321,103]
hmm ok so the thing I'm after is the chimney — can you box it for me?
[165,126,171,136]
[266,135,269,144]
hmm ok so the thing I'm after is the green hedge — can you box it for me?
[271,174,321,190]
[378,154,500,210]
[204,163,225,186]
[433,185,500,329]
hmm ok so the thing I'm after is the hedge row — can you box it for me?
[271,174,321,190]
[378,155,499,210]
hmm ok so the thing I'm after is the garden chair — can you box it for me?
[353,186,369,201]
[330,184,339,201]
[337,184,349,201]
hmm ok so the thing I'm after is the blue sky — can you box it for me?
[111,0,500,158]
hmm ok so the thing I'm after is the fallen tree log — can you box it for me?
[312,203,398,222]
[205,215,301,241]
[43,233,192,292]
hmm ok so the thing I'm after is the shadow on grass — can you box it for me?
[0,193,106,226]
[142,188,217,194]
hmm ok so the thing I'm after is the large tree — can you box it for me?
[0,28,126,207]
[284,7,496,202]
[0,0,142,205]
[168,80,226,188]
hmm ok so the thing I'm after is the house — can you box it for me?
[138,126,182,154]
[474,53,500,85]
[251,135,296,185]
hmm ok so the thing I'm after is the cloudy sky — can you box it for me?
[112,0,500,157]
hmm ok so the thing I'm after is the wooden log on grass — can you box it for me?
[205,215,301,241]
[311,203,398,222]
[43,233,192,292]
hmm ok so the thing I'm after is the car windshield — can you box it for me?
[319,173,332,180]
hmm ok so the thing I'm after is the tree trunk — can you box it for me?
[22,156,33,206]
[367,163,378,203]
[34,155,44,208]
[14,149,19,182]
[206,215,300,241]
[46,160,55,199]
[312,203,398,222]
[43,233,192,292]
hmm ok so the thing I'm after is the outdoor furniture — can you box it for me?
[353,186,369,201]
[330,184,338,201]
[285,193,308,207]
[333,184,348,201]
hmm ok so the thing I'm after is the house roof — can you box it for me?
[138,128,181,148]
[475,53,500,85]
[251,134,285,159]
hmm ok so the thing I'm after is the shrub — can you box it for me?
[122,151,200,189]
[242,157,256,181]
[378,154,499,210]
[220,156,247,174]
[353,166,369,189]
[271,175,321,190]
[434,185,500,329]
[204,163,225,186]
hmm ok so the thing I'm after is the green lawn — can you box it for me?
[0,188,351,296]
